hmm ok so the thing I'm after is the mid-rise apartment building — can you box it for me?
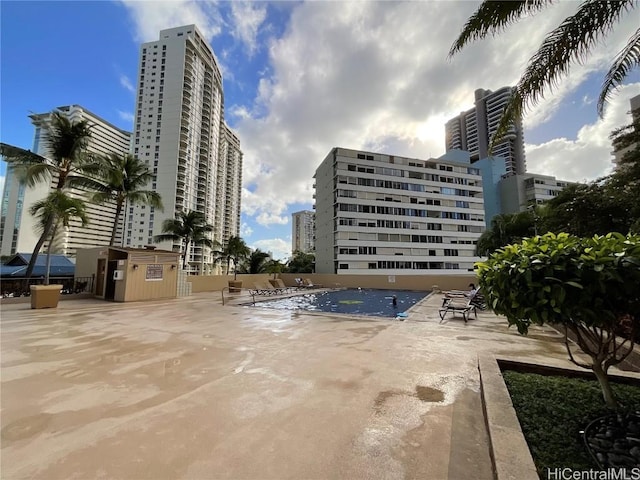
[445,87,526,175]
[1,105,131,257]
[127,25,242,273]
[314,148,485,275]
[292,210,315,253]
[499,173,572,214]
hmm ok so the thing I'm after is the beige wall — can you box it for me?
[187,274,276,293]
[280,273,478,292]
[75,247,107,279]
[119,260,179,302]
[186,273,478,292]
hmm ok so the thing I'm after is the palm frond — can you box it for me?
[598,27,640,116]
[449,0,552,58]
[45,112,92,163]
[24,163,54,187]
[29,190,89,232]
[490,0,636,151]
[0,142,46,165]
[518,0,634,110]
[65,174,107,192]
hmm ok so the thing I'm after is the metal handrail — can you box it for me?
[221,286,256,306]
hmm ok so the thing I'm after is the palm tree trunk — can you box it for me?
[45,223,59,286]
[183,240,190,270]
[110,198,124,246]
[23,215,55,288]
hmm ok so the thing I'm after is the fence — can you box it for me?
[1,276,94,298]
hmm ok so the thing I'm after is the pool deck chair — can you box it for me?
[252,282,278,295]
[303,278,323,288]
[271,278,293,293]
[294,278,312,289]
[439,296,478,323]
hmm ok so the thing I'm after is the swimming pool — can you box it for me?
[251,288,430,318]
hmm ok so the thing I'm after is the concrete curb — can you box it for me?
[478,355,539,480]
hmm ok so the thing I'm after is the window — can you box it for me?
[339,264,349,270]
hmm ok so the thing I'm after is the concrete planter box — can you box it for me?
[30,284,63,309]
[228,280,242,293]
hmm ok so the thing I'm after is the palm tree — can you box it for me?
[265,258,285,279]
[238,249,271,274]
[218,236,250,280]
[475,210,536,256]
[450,1,639,147]
[92,153,163,246]
[0,111,101,281]
[29,190,88,285]
[154,211,215,270]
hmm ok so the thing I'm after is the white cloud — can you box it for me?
[119,0,222,42]
[119,74,135,93]
[240,222,253,237]
[230,2,267,56]
[117,110,134,123]
[526,82,640,182]
[118,1,639,227]
[256,212,288,227]
[250,238,291,261]
[234,1,636,224]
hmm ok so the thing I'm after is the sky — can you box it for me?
[1,1,639,260]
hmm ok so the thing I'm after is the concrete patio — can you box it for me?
[1,291,579,479]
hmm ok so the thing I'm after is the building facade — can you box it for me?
[314,148,485,275]
[445,87,526,175]
[292,210,315,254]
[1,105,131,257]
[499,173,572,215]
[127,25,242,273]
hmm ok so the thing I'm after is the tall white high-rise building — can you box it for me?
[127,25,242,273]
[445,86,526,175]
[1,105,131,257]
[217,124,243,245]
[314,148,485,275]
[292,210,315,253]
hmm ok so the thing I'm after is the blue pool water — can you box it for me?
[252,288,430,318]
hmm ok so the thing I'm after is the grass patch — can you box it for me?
[502,370,640,473]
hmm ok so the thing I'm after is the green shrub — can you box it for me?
[477,233,640,407]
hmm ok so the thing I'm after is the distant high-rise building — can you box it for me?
[612,94,640,166]
[314,148,485,274]
[292,210,315,254]
[216,124,243,245]
[127,25,242,273]
[1,105,131,257]
[445,87,526,175]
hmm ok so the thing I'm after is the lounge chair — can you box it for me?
[439,291,482,323]
[252,282,278,295]
[294,278,312,289]
[271,278,293,293]
[303,278,323,288]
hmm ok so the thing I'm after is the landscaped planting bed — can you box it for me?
[502,370,640,474]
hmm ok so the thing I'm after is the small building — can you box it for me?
[1,253,76,296]
[75,246,181,302]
